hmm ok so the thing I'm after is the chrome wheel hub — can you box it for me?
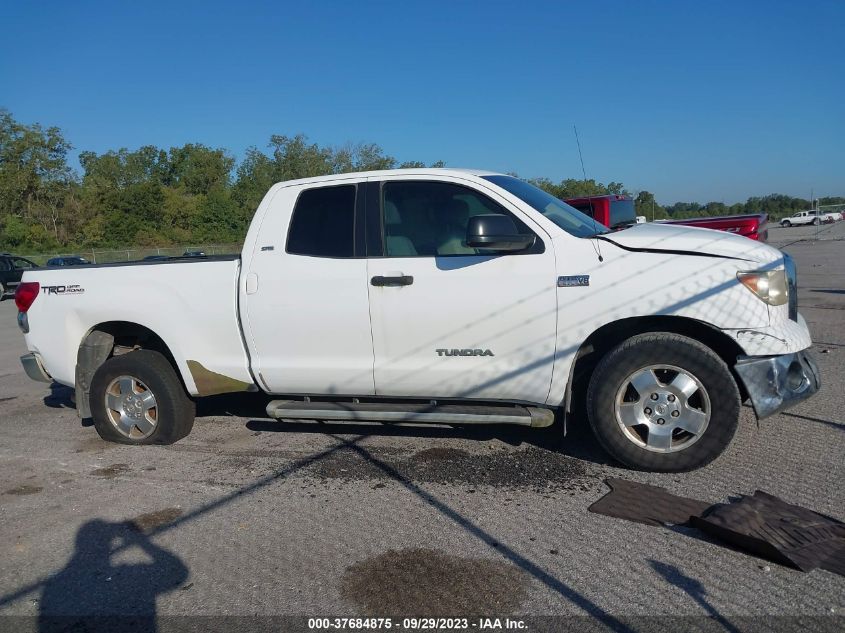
[104,375,158,439]
[614,364,711,453]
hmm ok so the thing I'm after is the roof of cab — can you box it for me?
[273,168,504,189]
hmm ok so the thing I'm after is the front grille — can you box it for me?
[784,253,798,321]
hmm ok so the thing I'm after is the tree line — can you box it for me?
[1,109,841,253]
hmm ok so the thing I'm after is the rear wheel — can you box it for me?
[781,220,791,227]
[586,333,740,472]
[813,217,820,225]
[90,350,195,445]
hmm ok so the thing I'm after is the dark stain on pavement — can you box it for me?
[0,396,16,403]
[307,445,599,491]
[412,447,471,462]
[129,507,184,533]
[90,463,130,479]
[5,485,43,495]
[341,547,528,615]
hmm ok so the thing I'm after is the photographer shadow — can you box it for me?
[38,519,188,632]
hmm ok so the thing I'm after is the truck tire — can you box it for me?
[813,217,820,225]
[90,349,195,445]
[781,220,791,227]
[586,333,740,472]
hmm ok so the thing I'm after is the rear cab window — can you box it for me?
[286,185,357,258]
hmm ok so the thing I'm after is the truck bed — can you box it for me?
[20,256,253,396]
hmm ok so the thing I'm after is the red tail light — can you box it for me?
[14,282,40,312]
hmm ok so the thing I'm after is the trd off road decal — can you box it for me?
[42,284,85,295]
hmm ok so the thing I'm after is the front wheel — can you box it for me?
[813,217,820,225]
[781,220,791,227]
[586,333,740,472]
[90,349,195,445]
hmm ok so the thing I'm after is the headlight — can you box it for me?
[737,269,789,306]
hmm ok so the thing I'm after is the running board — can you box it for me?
[265,400,555,428]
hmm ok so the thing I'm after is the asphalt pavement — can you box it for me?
[0,226,843,631]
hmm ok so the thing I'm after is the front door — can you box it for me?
[366,176,558,403]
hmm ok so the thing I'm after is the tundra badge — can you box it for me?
[436,349,494,357]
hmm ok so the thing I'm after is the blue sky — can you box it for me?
[2,0,842,204]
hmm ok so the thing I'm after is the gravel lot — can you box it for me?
[0,226,843,631]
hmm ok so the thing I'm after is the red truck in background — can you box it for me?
[657,213,769,242]
[564,194,769,242]
[565,194,637,231]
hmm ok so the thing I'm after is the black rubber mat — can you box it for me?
[691,490,845,576]
[587,478,712,527]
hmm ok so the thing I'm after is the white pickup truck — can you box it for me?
[15,169,820,472]
[779,210,838,227]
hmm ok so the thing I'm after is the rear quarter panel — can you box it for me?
[21,259,251,395]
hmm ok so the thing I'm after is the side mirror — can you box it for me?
[466,214,535,252]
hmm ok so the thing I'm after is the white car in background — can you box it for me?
[780,210,839,227]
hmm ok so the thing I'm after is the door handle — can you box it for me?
[371,274,414,287]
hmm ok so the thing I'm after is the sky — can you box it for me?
[1,0,843,204]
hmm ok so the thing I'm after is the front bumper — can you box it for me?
[20,353,52,383]
[734,348,821,419]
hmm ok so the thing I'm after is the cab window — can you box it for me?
[381,181,536,257]
[286,185,356,258]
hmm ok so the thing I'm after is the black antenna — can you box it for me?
[574,125,603,262]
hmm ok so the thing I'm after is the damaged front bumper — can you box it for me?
[734,348,821,419]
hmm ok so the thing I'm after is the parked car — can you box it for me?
[564,194,636,230]
[0,253,38,298]
[779,210,840,227]
[142,255,171,261]
[47,256,90,267]
[15,168,819,472]
[565,196,768,241]
[780,211,819,227]
[182,250,206,257]
[658,214,769,242]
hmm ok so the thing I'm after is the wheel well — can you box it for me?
[86,321,177,363]
[566,316,747,416]
[75,321,182,418]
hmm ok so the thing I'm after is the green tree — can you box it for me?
[634,191,667,220]
[0,109,75,246]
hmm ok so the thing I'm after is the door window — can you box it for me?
[13,258,34,269]
[286,185,356,258]
[381,181,536,257]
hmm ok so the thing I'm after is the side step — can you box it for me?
[265,400,555,428]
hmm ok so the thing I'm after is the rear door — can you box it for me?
[365,176,558,403]
[242,180,376,395]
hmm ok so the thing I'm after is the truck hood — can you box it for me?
[596,223,781,265]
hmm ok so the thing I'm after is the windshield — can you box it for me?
[482,175,609,238]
